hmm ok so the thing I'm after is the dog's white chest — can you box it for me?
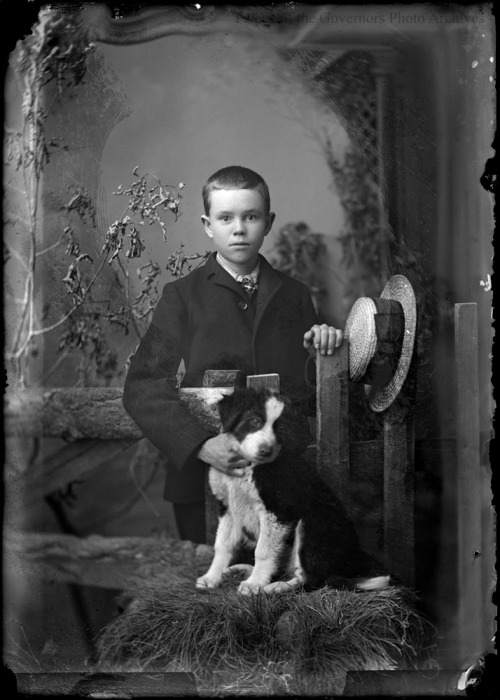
[209,469,264,538]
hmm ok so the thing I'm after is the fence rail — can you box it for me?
[5,531,213,590]
[4,388,141,440]
[4,386,233,439]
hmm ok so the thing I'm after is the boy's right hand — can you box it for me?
[198,434,248,476]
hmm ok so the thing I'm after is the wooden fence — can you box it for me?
[5,345,415,584]
[5,303,484,672]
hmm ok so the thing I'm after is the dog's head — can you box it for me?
[217,387,290,464]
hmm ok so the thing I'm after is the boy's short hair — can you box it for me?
[202,166,271,215]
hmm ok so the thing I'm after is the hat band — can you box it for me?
[361,298,404,388]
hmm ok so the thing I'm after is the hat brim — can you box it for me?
[365,275,416,412]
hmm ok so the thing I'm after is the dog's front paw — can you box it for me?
[196,573,222,590]
[238,578,266,595]
[263,578,302,594]
[223,564,254,581]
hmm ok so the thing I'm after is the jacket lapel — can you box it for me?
[204,252,247,298]
[254,255,283,335]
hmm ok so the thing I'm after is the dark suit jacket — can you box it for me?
[123,252,318,502]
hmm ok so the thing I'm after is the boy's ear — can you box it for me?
[201,215,213,239]
[264,211,276,236]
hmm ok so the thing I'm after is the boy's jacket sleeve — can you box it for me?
[123,284,213,473]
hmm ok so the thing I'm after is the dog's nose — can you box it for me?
[258,445,273,458]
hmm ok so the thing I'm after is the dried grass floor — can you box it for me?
[97,576,436,696]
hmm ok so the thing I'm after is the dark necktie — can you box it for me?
[238,276,258,297]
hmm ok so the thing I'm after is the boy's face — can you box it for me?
[201,188,275,273]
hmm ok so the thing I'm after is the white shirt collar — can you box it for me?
[216,253,260,283]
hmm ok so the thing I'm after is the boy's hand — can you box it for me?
[198,434,248,476]
[303,324,343,357]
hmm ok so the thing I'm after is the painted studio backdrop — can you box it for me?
[4,2,495,690]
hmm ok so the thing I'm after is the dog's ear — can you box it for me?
[277,393,292,408]
[273,395,312,449]
[217,391,244,432]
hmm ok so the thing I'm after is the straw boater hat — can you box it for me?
[344,275,417,412]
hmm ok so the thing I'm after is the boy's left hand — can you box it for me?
[303,324,343,357]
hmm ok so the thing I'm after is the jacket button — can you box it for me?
[238,301,248,310]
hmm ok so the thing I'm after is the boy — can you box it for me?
[123,166,342,542]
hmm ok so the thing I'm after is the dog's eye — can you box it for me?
[248,416,263,430]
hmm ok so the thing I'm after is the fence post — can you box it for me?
[383,397,415,586]
[316,345,350,509]
[246,374,280,391]
[454,302,483,663]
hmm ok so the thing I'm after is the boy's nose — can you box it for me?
[233,218,246,234]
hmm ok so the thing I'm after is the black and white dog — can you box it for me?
[196,387,390,595]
